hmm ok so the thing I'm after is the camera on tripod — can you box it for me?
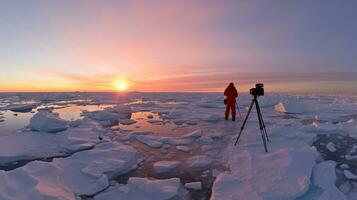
[235,83,269,152]
[250,83,264,97]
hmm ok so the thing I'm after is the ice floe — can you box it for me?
[0,142,139,199]
[153,161,181,175]
[29,111,68,133]
[7,104,35,113]
[94,177,186,200]
[186,155,212,171]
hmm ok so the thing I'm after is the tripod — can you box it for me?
[234,95,269,152]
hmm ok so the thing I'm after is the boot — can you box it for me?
[232,116,236,121]
[225,115,228,120]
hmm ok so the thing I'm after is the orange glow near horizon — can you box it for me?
[115,80,129,92]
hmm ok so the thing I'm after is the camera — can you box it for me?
[250,83,264,97]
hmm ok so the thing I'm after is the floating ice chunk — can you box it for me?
[7,104,35,112]
[94,177,185,200]
[198,136,214,145]
[134,135,163,148]
[185,182,202,190]
[275,102,287,113]
[0,142,139,198]
[120,119,137,125]
[182,130,202,139]
[153,161,181,175]
[29,111,68,133]
[344,170,357,180]
[147,119,163,124]
[326,142,337,152]
[161,137,191,145]
[313,161,347,200]
[345,154,357,160]
[85,105,132,127]
[176,145,190,152]
[186,155,212,171]
[0,128,101,166]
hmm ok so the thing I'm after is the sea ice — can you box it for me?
[120,119,137,125]
[344,170,357,180]
[94,177,185,200]
[186,155,212,171]
[182,129,203,139]
[176,145,190,152]
[185,182,202,190]
[313,161,347,200]
[326,142,337,152]
[29,111,68,133]
[134,135,163,148]
[7,104,35,112]
[0,128,101,166]
[0,142,139,199]
[274,102,287,113]
[211,146,317,200]
[153,161,181,175]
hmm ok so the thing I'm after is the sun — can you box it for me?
[115,80,128,91]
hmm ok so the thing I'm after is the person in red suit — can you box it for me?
[224,82,238,121]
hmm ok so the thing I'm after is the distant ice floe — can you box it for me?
[274,102,287,113]
[85,105,132,127]
[7,104,36,113]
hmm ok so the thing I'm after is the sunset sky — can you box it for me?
[0,0,356,93]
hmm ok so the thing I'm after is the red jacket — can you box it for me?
[224,86,238,103]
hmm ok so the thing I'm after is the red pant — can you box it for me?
[225,101,236,118]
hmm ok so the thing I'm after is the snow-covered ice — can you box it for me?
[134,134,163,148]
[344,170,357,180]
[29,111,68,133]
[94,177,186,200]
[186,155,212,171]
[0,142,139,199]
[313,161,347,200]
[0,92,356,199]
[326,142,337,152]
[176,145,190,152]
[153,161,181,175]
[185,182,202,190]
[7,104,35,112]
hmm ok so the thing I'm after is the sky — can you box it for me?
[0,0,356,93]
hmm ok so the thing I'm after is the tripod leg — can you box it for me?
[255,100,268,152]
[234,99,255,146]
[255,100,269,142]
